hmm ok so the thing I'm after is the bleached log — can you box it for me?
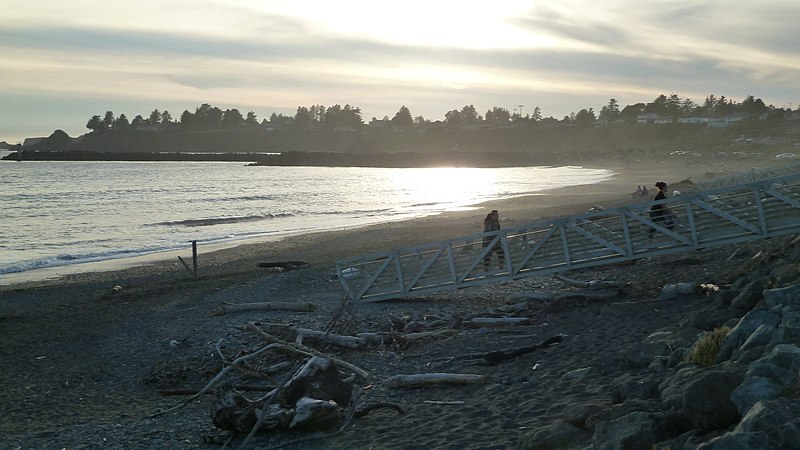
[246,323,369,380]
[553,273,624,290]
[387,373,486,388]
[468,317,530,328]
[258,322,366,349]
[496,301,531,313]
[213,301,315,315]
[511,290,621,303]
[401,329,458,342]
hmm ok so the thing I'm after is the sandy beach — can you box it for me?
[1,158,796,449]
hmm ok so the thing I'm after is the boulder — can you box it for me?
[730,376,782,415]
[563,402,606,429]
[516,420,590,450]
[738,324,775,352]
[746,344,800,385]
[729,278,766,311]
[718,310,781,362]
[735,398,800,448]
[690,306,739,331]
[763,283,800,309]
[768,310,800,347]
[679,369,742,430]
[592,411,677,450]
[612,374,661,402]
[659,366,702,411]
[696,431,771,450]
[620,331,673,368]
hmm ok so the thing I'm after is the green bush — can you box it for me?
[687,326,730,367]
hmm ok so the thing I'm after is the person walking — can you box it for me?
[482,209,505,270]
[649,181,674,237]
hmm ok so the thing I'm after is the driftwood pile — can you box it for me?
[152,273,623,446]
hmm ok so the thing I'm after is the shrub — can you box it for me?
[687,326,730,367]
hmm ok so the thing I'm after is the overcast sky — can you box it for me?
[2,0,799,144]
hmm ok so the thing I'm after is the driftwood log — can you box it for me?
[483,335,563,365]
[256,260,309,271]
[387,373,486,388]
[246,323,369,380]
[468,317,530,328]
[255,322,366,349]
[212,301,316,316]
[553,273,624,290]
[401,329,458,342]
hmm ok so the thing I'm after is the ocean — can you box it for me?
[0,152,614,278]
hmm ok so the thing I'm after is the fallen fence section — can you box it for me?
[336,172,800,302]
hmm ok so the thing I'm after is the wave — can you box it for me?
[149,213,294,227]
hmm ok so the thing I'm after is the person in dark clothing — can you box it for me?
[649,181,674,237]
[482,209,505,270]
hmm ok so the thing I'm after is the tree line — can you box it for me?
[85,93,792,135]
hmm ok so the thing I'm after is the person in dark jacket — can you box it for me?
[482,209,505,270]
[649,181,674,237]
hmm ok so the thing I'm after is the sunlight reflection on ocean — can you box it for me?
[0,160,614,276]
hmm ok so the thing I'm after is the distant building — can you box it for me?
[637,113,673,124]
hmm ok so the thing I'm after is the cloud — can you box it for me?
[1,0,798,142]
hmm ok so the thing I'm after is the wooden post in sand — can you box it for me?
[177,240,199,280]
[192,240,198,279]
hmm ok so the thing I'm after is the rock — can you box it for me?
[738,324,775,352]
[560,366,596,381]
[734,398,800,448]
[659,366,702,411]
[690,306,739,331]
[746,344,800,386]
[679,369,742,430]
[621,331,672,368]
[563,403,606,429]
[696,431,771,450]
[731,347,767,365]
[713,289,739,307]
[653,428,704,450]
[768,310,800,347]
[516,420,590,450]
[718,310,781,362]
[277,356,353,407]
[612,374,660,402]
[763,283,800,309]
[592,411,677,450]
[289,397,340,428]
[730,376,782,415]
[729,278,767,311]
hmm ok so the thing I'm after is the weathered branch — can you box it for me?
[468,317,530,328]
[212,301,316,316]
[483,335,563,365]
[553,273,624,290]
[387,373,486,388]
[401,329,458,342]
[256,322,366,349]
[246,322,369,380]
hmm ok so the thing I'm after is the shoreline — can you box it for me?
[0,159,723,292]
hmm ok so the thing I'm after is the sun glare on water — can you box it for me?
[387,167,497,211]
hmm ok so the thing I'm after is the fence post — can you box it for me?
[177,240,199,280]
[192,240,198,280]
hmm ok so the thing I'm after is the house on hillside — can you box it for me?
[637,113,673,124]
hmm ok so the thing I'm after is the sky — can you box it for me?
[1,0,799,144]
